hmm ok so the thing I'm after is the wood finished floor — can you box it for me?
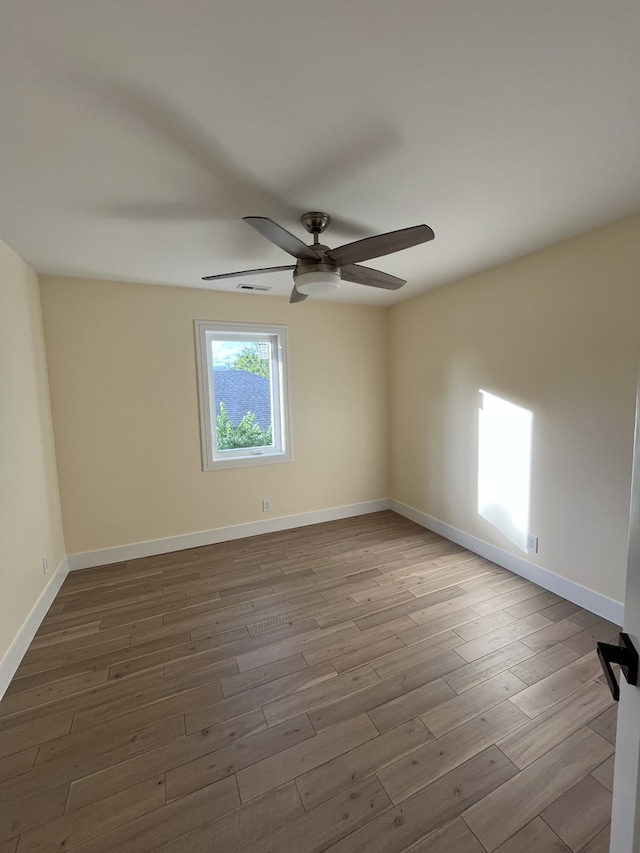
[0,511,620,853]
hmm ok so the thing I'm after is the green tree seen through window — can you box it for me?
[231,344,270,379]
[216,402,272,450]
[215,343,272,450]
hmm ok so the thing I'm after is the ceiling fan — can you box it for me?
[203,213,435,303]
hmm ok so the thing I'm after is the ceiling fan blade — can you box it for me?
[289,285,309,304]
[340,264,406,290]
[244,217,321,260]
[326,224,434,266]
[202,265,295,281]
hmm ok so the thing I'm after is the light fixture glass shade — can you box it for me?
[295,270,341,295]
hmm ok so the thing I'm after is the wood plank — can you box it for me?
[497,680,613,769]
[321,746,518,853]
[35,710,185,769]
[541,775,612,852]
[538,599,582,623]
[396,608,482,647]
[20,715,185,798]
[469,584,546,617]
[568,610,608,630]
[369,631,465,680]
[184,660,338,733]
[25,622,106,651]
[353,587,467,631]
[462,727,614,851]
[220,653,308,697]
[443,641,536,694]
[0,779,68,841]
[105,632,197,680]
[70,669,222,731]
[0,667,163,736]
[579,825,612,853]
[262,665,380,728]
[0,669,109,717]
[312,590,431,630]
[152,782,304,853]
[160,628,275,676]
[330,636,406,672]
[421,671,526,737]
[455,612,552,663]
[235,623,360,672]
[15,774,166,853]
[591,754,615,792]
[0,746,37,783]
[66,708,265,813]
[492,817,570,852]
[308,650,465,733]
[0,710,73,759]
[451,609,516,642]
[588,704,617,745]
[395,585,497,626]
[11,636,131,684]
[368,678,454,733]
[166,713,315,800]
[520,617,584,653]
[160,657,238,692]
[65,775,240,853]
[236,714,378,803]
[240,776,392,853]
[296,717,432,810]
[348,577,423,603]
[563,623,618,656]
[407,817,485,853]
[378,701,527,803]
[510,653,602,718]
[301,616,415,667]
[508,642,580,686]
[504,590,563,619]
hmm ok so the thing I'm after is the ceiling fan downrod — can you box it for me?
[300,211,331,245]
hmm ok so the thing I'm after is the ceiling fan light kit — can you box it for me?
[203,211,435,303]
[294,270,341,295]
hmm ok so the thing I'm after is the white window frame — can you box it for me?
[195,320,292,471]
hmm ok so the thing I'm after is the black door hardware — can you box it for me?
[597,632,639,702]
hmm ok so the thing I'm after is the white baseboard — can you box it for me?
[67,500,391,571]
[389,499,624,625]
[0,557,69,700]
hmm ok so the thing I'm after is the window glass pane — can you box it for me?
[211,340,274,451]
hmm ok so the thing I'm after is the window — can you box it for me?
[195,320,292,470]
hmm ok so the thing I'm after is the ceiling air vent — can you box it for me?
[235,283,271,292]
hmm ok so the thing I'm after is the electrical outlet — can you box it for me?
[526,535,538,554]
[262,499,271,512]
[42,556,49,575]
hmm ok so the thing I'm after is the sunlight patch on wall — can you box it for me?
[478,390,533,552]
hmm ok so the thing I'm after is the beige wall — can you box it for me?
[40,278,389,555]
[0,241,65,662]
[390,215,640,604]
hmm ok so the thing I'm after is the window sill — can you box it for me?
[203,450,293,471]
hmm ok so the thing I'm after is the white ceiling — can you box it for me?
[1,1,639,306]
